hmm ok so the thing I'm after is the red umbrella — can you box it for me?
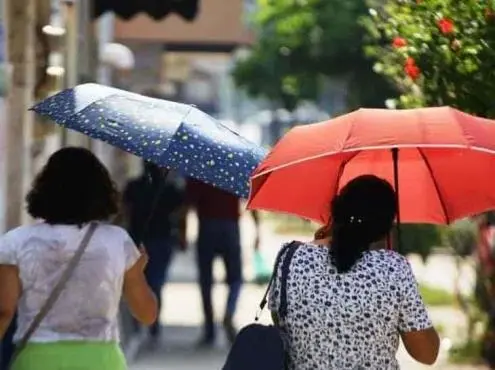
[247,106,495,227]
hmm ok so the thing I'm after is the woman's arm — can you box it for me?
[0,265,21,339]
[401,328,440,365]
[123,250,158,326]
[398,259,440,365]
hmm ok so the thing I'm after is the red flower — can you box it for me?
[404,57,420,80]
[437,18,454,34]
[392,37,407,48]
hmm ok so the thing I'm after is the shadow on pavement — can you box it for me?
[131,325,230,370]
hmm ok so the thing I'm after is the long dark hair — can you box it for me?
[329,175,397,273]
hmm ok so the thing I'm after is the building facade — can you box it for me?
[112,0,253,118]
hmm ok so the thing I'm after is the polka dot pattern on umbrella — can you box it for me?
[164,108,266,198]
[31,83,267,198]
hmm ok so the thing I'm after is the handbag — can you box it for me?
[8,222,99,368]
[222,241,301,370]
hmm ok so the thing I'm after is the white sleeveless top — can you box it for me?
[0,222,140,343]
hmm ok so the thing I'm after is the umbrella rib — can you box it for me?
[334,151,360,194]
[417,148,450,224]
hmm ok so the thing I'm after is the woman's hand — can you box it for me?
[314,223,331,240]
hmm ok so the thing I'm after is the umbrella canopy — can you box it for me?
[247,106,495,225]
[31,83,267,199]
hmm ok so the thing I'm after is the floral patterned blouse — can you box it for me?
[0,222,140,343]
[269,243,432,370]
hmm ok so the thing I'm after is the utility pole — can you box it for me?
[95,13,134,189]
[78,0,97,82]
[0,0,7,233]
[94,11,117,178]
[5,0,36,229]
[61,0,89,148]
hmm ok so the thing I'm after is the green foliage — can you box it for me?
[449,339,485,364]
[261,212,316,235]
[363,0,495,117]
[232,39,320,111]
[233,0,397,111]
[419,283,457,306]
[397,224,445,261]
[446,218,478,257]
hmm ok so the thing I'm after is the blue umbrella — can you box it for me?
[31,83,267,199]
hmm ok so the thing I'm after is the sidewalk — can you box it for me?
[129,213,485,370]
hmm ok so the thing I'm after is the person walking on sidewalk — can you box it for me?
[0,147,158,370]
[123,162,186,342]
[182,179,260,347]
[269,175,440,369]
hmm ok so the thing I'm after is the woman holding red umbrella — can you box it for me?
[268,175,440,369]
[248,106,495,368]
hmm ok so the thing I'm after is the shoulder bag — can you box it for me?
[222,240,301,370]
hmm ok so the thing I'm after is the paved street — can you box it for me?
[130,213,485,370]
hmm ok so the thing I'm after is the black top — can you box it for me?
[123,173,185,244]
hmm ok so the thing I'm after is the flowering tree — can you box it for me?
[362,0,495,117]
[363,1,495,364]
[233,0,397,112]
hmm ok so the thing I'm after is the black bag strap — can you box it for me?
[255,241,301,321]
[278,243,299,320]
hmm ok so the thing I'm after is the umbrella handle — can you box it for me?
[392,148,401,253]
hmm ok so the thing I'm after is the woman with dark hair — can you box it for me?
[0,147,157,370]
[269,175,440,369]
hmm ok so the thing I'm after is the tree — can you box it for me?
[233,0,396,112]
[232,38,319,112]
[362,0,495,116]
[398,224,445,262]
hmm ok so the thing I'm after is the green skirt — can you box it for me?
[11,341,127,370]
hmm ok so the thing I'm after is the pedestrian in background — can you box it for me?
[0,147,157,370]
[182,179,260,347]
[123,161,186,342]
